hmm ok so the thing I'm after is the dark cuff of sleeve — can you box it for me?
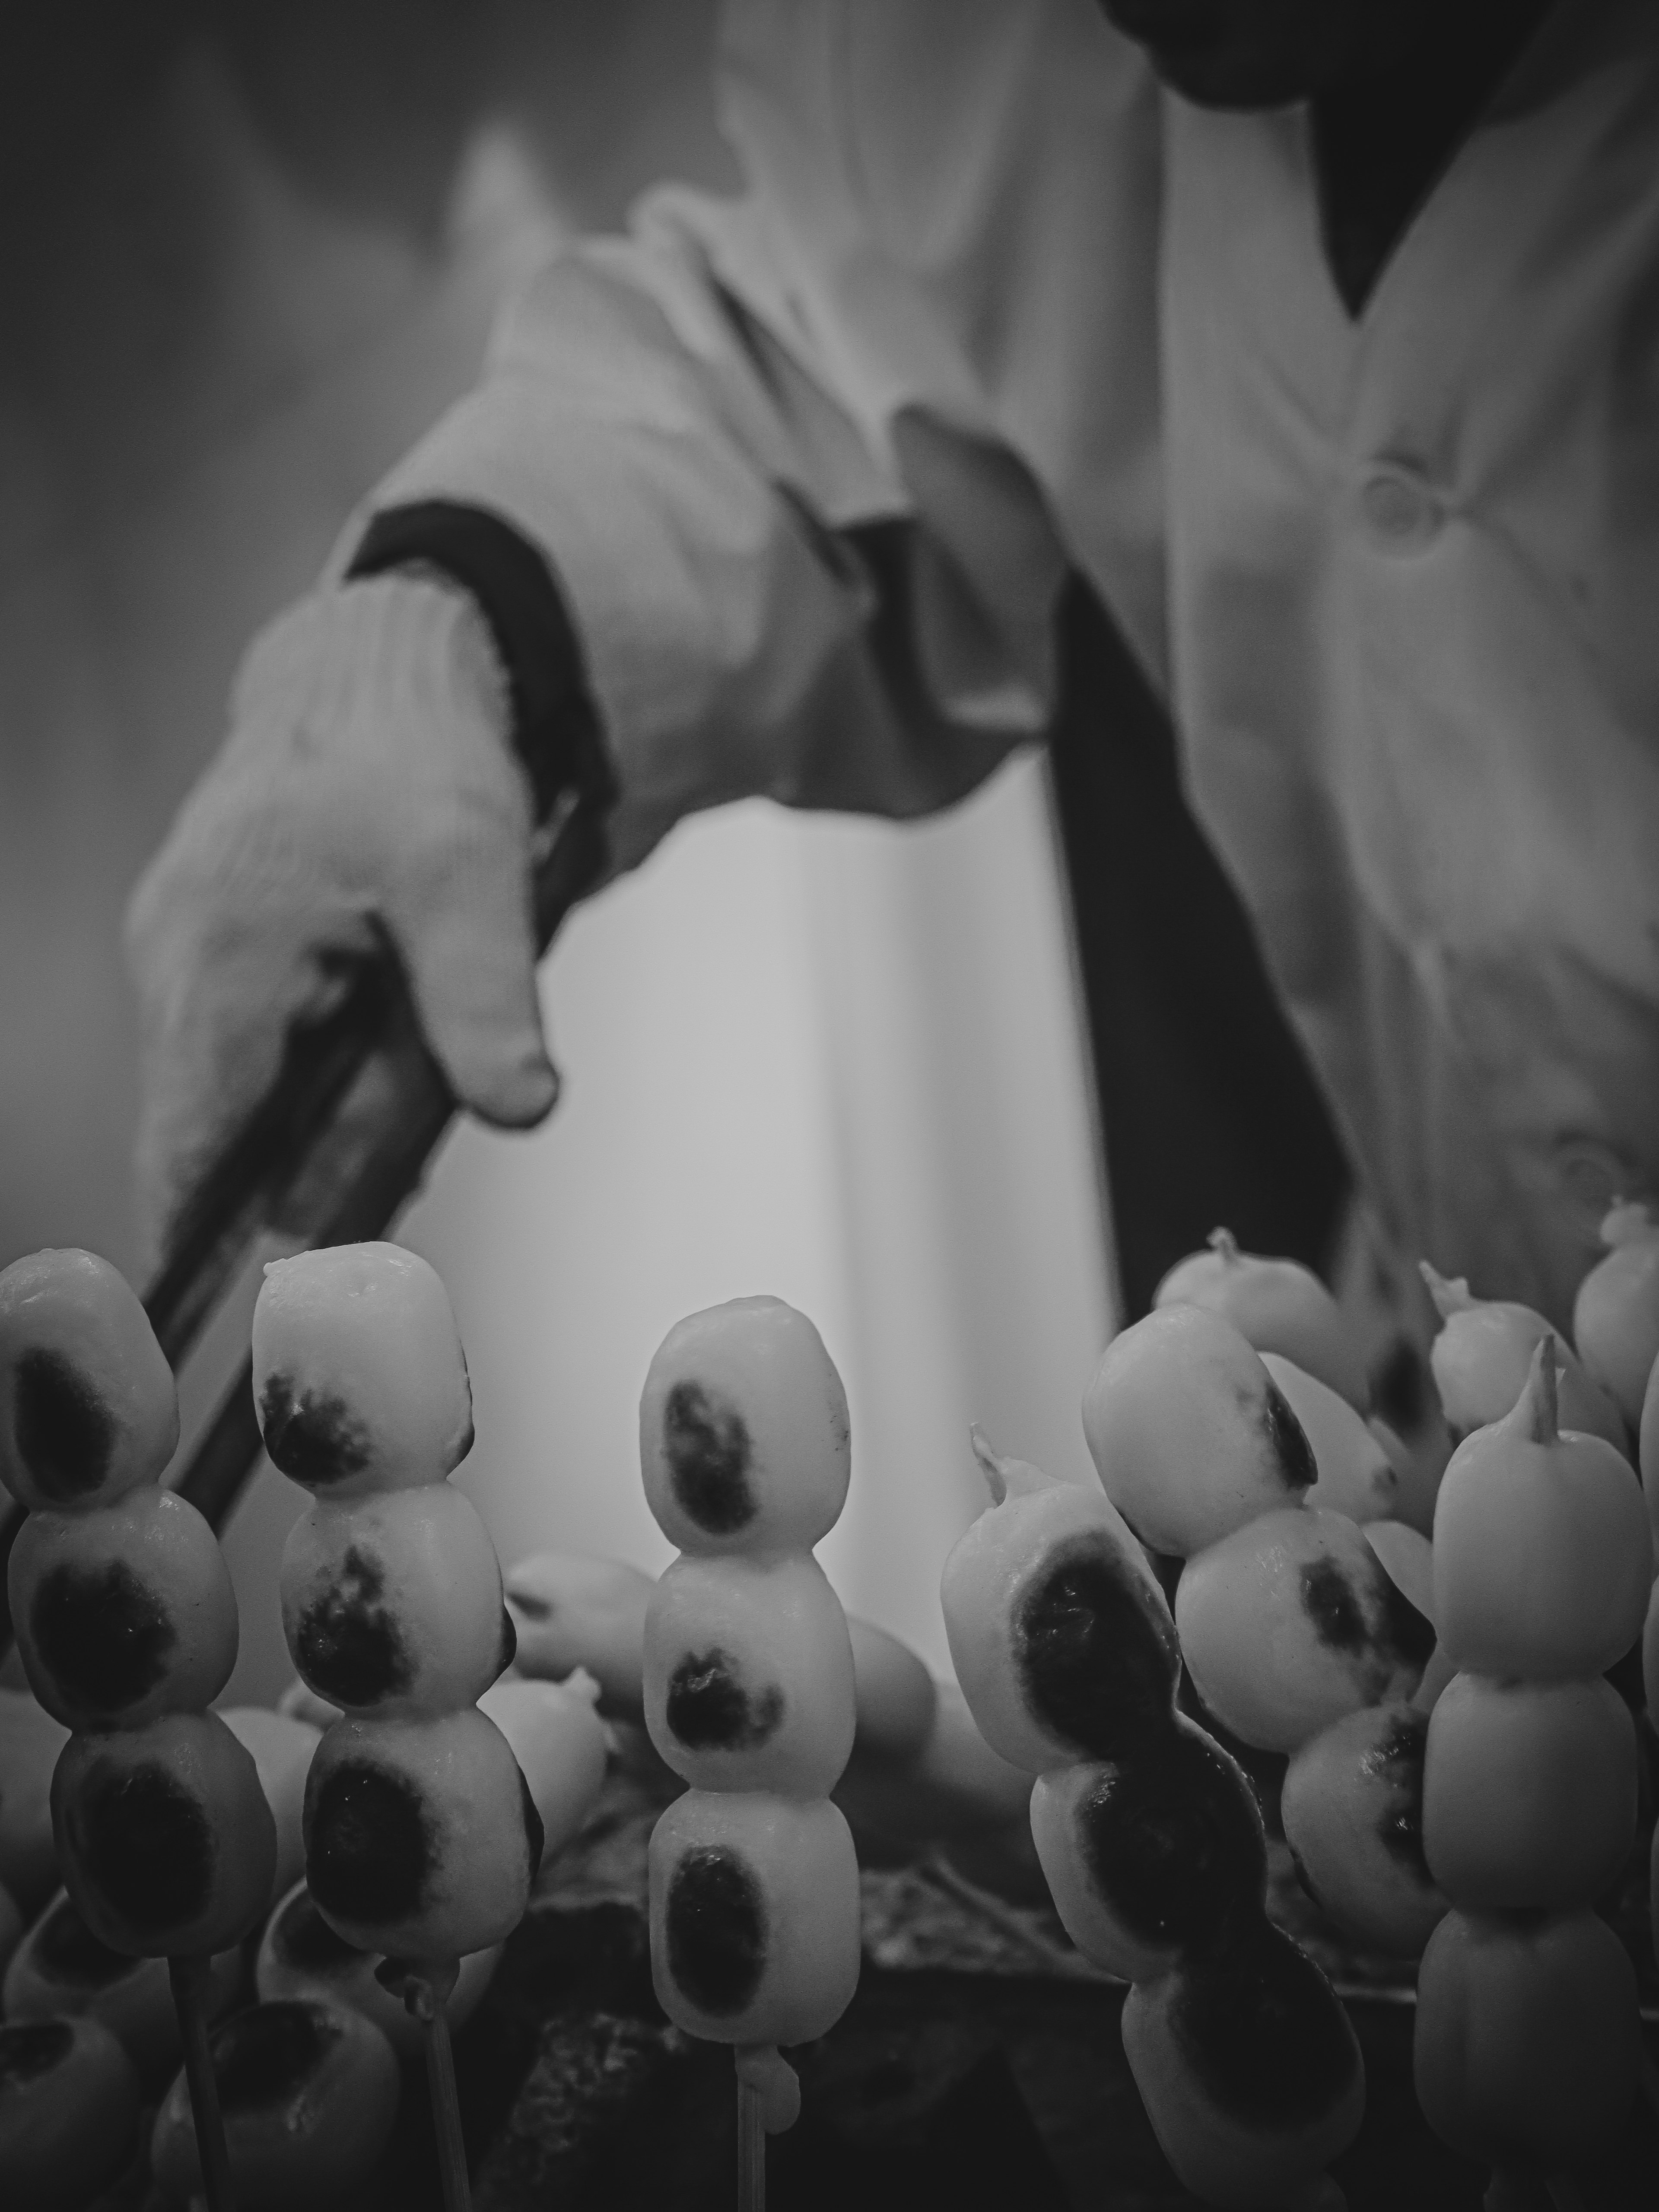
[345,499,616,827]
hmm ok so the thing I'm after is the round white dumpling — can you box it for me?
[639,1298,849,1556]
[252,1244,472,1497]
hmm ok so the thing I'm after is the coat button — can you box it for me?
[1359,465,1443,552]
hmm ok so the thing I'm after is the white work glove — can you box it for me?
[125,574,560,1270]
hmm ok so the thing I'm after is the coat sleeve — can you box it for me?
[323,21,1071,874]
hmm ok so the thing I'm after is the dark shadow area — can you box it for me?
[1,2,194,197]
[0,0,718,570]
[0,0,728,1281]
[1,0,730,289]
[1049,577,1353,1317]
[210,0,490,244]
[206,0,733,242]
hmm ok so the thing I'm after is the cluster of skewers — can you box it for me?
[0,1242,606,2212]
[0,1198,1655,2212]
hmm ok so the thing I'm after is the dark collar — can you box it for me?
[1310,0,1557,316]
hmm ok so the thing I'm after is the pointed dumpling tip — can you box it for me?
[1419,1260,1471,1320]
[1516,1332,1560,1444]
[969,1422,1010,1504]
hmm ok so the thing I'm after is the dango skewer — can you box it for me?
[1415,1340,1646,2209]
[256,1243,540,2212]
[2,1247,275,2211]
[944,1424,1364,2209]
[640,1296,861,2212]
[1086,1280,1460,1974]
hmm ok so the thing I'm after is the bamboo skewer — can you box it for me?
[731,2044,799,2212]
[382,1958,471,2212]
[1542,2172,1588,2212]
[421,2003,471,2212]
[1639,2047,1659,2128]
[1484,2166,1588,2212]
[168,1952,236,2212]
[1286,2174,1345,2211]
[736,2052,766,2212]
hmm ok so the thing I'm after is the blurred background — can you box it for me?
[0,0,1113,1698]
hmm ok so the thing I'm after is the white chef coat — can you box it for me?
[342,0,1659,1330]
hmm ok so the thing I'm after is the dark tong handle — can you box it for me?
[0,797,608,1653]
[165,984,457,1536]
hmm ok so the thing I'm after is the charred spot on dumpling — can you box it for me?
[29,1558,175,1715]
[71,1762,214,1937]
[295,1546,410,1708]
[1299,1558,1367,1656]
[1077,1728,1265,1949]
[1262,1383,1316,1494]
[1171,1920,1359,2128]
[308,1760,433,1927]
[666,1649,785,1751]
[257,1374,371,1488]
[213,2002,339,2113]
[32,1895,134,1988]
[1368,1557,1437,1674]
[665,1844,766,2016]
[517,1765,545,1874]
[1366,1708,1433,1880]
[13,1346,114,1501]
[0,2020,74,2088]
[496,1606,518,1676]
[273,1887,362,1972]
[1016,1535,1178,1758]
[663,1381,755,1535]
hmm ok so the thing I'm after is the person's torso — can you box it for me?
[721,0,1659,1321]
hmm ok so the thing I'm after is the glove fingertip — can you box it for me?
[460,1045,561,1130]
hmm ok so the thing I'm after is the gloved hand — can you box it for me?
[124,574,560,1271]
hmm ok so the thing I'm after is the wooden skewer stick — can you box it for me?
[732,2044,798,2212]
[1286,2172,1345,2212]
[168,1952,236,2212]
[1638,2047,1659,2128]
[381,1956,470,2212]
[736,2053,766,2212]
[922,1849,1099,1980]
[420,2000,470,2212]
[1484,2166,1585,2212]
